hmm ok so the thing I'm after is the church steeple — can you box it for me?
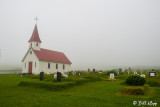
[28,24,41,43]
[28,16,41,51]
[28,23,41,51]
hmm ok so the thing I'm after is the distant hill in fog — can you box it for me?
[0,65,21,70]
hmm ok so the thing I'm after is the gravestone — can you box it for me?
[47,72,50,74]
[149,69,156,77]
[88,68,90,72]
[109,73,114,79]
[62,73,68,78]
[93,69,96,73]
[140,74,146,78]
[134,70,137,75]
[57,72,61,82]
[117,68,122,74]
[72,71,76,75]
[79,73,80,75]
[127,70,130,74]
[40,72,44,81]
[54,74,57,78]
[149,72,156,77]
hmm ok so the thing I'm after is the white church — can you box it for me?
[22,23,72,74]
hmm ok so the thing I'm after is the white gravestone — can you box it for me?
[117,69,119,74]
[62,73,68,78]
[134,71,137,75]
[54,74,57,78]
[72,71,76,75]
[47,72,50,75]
[109,73,114,79]
[127,70,130,74]
[140,74,146,78]
[150,73,155,77]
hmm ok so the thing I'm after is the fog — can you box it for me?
[0,0,160,70]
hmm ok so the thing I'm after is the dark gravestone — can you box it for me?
[88,68,90,72]
[117,68,122,74]
[40,72,44,81]
[93,69,96,73]
[57,72,61,82]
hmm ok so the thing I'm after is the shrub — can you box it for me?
[126,75,146,86]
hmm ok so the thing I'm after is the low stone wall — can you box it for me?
[0,70,22,74]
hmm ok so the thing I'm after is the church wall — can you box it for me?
[39,61,71,74]
[22,48,39,74]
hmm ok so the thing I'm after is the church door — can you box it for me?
[29,62,32,73]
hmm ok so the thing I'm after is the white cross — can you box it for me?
[34,16,38,23]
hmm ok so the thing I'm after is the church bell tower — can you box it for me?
[28,17,41,51]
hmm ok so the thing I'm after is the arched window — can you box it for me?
[56,64,58,69]
[48,63,50,69]
[31,43,32,47]
[36,43,38,46]
[35,62,36,68]
[30,51,32,54]
[25,63,26,68]
[63,64,65,70]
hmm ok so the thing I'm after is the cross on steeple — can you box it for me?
[34,16,38,24]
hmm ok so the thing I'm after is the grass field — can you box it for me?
[0,74,160,107]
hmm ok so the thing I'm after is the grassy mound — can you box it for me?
[119,84,153,97]
[18,78,91,91]
[19,73,105,91]
[19,81,74,91]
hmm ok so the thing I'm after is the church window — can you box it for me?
[31,43,32,47]
[48,63,50,69]
[25,63,26,68]
[36,43,38,46]
[30,51,32,54]
[35,62,36,68]
[56,64,58,69]
[63,64,65,70]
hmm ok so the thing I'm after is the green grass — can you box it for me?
[0,74,160,107]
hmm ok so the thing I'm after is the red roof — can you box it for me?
[33,48,72,64]
[28,24,42,43]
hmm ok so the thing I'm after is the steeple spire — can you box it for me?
[28,24,42,43]
[34,16,38,24]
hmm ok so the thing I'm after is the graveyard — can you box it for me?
[0,69,160,107]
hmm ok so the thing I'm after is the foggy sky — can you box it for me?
[0,0,160,70]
